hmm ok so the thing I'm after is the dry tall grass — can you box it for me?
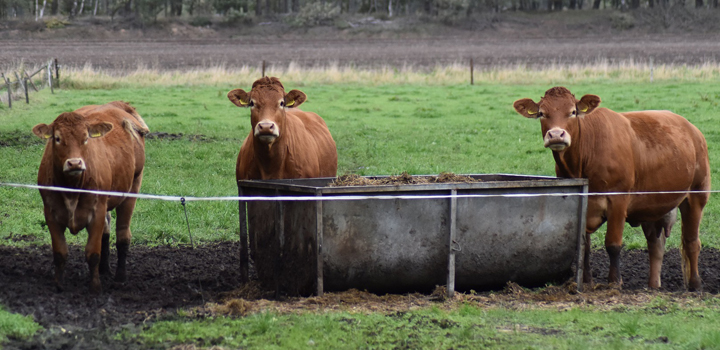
[18,59,720,89]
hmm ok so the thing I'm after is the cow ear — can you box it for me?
[284,90,307,108]
[32,124,52,139]
[577,94,601,115]
[228,89,251,108]
[513,98,540,119]
[88,122,114,138]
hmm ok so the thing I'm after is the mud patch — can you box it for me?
[145,131,209,141]
[0,130,44,148]
[1,243,719,349]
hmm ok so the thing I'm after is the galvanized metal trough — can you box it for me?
[238,174,588,297]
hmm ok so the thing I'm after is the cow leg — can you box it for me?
[605,197,629,287]
[100,212,112,275]
[47,218,68,292]
[86,205,107,294]
[679,194,707,292]
[642,221,666,289]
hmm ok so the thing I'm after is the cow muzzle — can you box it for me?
[544,128,571,151]
[63,158,86,176]
[254,121,279,144]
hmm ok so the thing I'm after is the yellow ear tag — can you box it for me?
[527,110,537,115]
[286,100,295,107]
[239,100,249,106]
[580,106,588,113]
[91,132,102,138]
[44,134,51,139]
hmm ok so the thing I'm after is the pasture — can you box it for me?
[2,72,720,348]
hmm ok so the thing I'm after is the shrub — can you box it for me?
[288,2,341,27]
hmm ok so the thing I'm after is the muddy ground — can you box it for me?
[1,241,719,349]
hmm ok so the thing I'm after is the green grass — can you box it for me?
[0,306,42,343]
[2,82,720,250]
[124,299,720,349]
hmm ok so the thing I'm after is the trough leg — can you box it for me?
[238,186,249,283]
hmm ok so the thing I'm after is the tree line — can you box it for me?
[1,0,717,24]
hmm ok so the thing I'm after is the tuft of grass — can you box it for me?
[0,306,42,343]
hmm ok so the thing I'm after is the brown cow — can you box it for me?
[228,77,337,283]
[514,87,710,291]
[227,77,337,180]
[32,101,148,293]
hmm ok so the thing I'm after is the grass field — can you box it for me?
[2,78,720,250]
[1,71,720,348]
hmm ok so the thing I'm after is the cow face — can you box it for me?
[33,113,113,177]
[514,87,600,152]
[228,77,306,145]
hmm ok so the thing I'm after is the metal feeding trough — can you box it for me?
[238,174,588,297]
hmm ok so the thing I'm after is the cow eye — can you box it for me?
[280,101,285,107]
[54,136,61,143]
[571,110,577,116]
[537,112,544,118]
[248,100,255,107]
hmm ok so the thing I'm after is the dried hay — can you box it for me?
[203,280,714,318]
[331,172,480,187]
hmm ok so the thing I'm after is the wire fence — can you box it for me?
[1,58,60,109]
[1,181,717,202]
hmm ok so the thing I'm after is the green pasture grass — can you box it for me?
[1,81,720,253]
[0,306,42,343]
[126,299,720,349]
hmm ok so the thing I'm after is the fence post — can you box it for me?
[262,60,266,78]
[3,75,11,109]
[470,58,474,85]
[24,78,29,104]
[48,61,54,94]
[55,58,59,82]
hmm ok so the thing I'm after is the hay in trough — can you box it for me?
[331,172,480,187]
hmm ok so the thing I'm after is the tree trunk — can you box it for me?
[78,0,85,15]
[695,0,703,7]
[256,0,261,15]
[39,0,47,18]
[631,0,639,8]
[387,0,392,16]
[592,0,600,8]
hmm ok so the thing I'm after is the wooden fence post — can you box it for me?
[48,61,54,94]
[262,60,266,77]
[3,75,12,109]
[470,58,474,85]
[25,71,39,92]
[55,58,60,82]
[24,77,29,104]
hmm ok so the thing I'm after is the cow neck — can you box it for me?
[253,133,287,178]
[552,116,585,179]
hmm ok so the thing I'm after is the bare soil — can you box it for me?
[2,12,720,71]
[1,241,719,349]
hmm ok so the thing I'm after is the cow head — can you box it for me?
[227,77,306,145]
[513,87,601,152]
[32,112,114,177]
